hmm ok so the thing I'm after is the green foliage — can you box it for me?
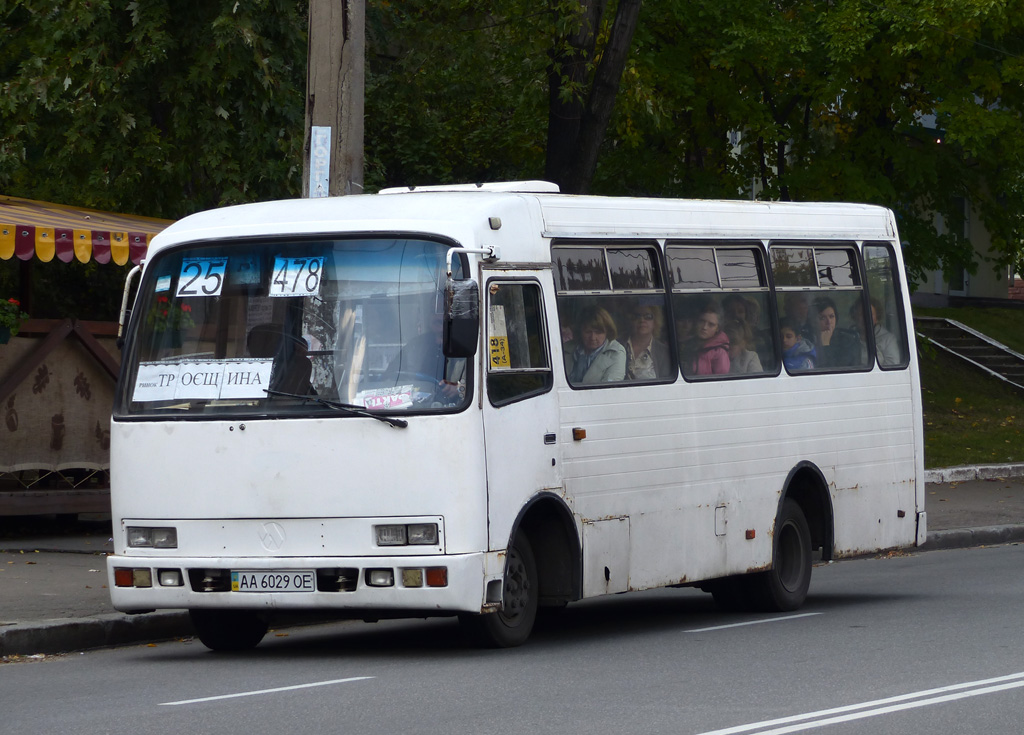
[597,0,1024,283]
[3,0,1024,298]
[364,0,549,189]
[0,0,309,318]
[0,0,308,220]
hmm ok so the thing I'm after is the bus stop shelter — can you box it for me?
[0,195,172,516]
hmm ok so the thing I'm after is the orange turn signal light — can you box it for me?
[425,567,448,587]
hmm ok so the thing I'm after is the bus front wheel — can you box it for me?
[189,609,269,651]
[750,499,812,612]
[460,533,538,648]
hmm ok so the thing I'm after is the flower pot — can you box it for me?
[0,325,10,344]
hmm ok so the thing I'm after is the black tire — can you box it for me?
[748,499,813,612]
[460,533,539,648]
[189,609,269,651]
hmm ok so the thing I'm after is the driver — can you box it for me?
[384,309,465,404]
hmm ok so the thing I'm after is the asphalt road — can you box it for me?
[3,544,1023,735]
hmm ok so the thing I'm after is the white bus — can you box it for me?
[108,182,925,650]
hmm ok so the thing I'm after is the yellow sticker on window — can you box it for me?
[490,336,510,368]
[488,305,511,369]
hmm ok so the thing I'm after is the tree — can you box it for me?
[0,0,308,220]
[363,1,550,189]
[363,0,643,194]
[0,0,309,318]
[545,0,642,193]
[602,0,1024,283]
[4,0,1024,294]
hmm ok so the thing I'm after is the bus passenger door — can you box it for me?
[480,275,562,551]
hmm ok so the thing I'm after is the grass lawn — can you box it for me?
[915,305,1024,469]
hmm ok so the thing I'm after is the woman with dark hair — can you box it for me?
[620,300,672,380]
[815,296,860,368]
[563,306,626,384]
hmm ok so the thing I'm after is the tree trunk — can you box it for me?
[303,0,365,197]
[546,0,642,194]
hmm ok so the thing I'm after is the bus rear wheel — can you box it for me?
[460,533,538,648]
[749,499,812,612]
[189,609,269,651]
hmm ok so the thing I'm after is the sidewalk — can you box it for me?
[3,466,1024,658]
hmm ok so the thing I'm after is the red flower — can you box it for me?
[7,298,19,306]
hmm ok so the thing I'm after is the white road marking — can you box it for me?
[159,676,374,706]
[694,671,1024,735]
[684,613,823,633]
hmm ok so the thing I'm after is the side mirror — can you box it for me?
[444,279,479,358]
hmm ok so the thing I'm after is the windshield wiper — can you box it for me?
[263,388,408,428]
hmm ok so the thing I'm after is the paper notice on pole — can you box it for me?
[308,126,331,198]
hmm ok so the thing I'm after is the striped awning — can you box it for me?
[0,195,173,266]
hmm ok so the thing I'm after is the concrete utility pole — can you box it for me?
[302,0,365,197]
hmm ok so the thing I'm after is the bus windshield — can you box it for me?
[115,236,470,418]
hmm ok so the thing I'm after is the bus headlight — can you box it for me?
[374,523,438,547]
[374,525,407,546]
[407,523,438,545]
[127,526,178,548]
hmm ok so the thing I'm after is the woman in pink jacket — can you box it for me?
[683,305,730,376]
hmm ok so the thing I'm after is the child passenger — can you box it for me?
[780,317,816,371]
[725,322,762,374]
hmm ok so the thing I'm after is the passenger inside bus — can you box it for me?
[814,296,861,368]
[780,318,816,371]
[724,321,763,374]
[681,302,730,376]
[563,306,626,384]
[723,293,754,328]
[724,293,771,364]
[619,300,672,380]
[852,298,901,366]
[783,292,816,343]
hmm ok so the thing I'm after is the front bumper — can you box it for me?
[107,551,502,614]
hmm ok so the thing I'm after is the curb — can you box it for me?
[0,611,191,658]
[921,523,1024,552]
[924,463,1024,483]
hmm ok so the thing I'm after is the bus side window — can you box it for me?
[553,242,667,388]
[668,243,773,379]
[772,244,877,374]
[863,244,910,369]
[486,282,553,406]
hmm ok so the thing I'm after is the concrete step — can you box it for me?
[915,316,1024,393]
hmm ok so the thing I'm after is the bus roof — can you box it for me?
[147,185,898,259]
